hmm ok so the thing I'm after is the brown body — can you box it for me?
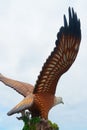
[30,94,54,119]
[0,7,81,119]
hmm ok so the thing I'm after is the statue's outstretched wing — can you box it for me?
[7,94,34,115]
[0,73,34,97]
[34,7,81,95]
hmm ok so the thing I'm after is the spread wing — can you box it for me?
[7,94,34,115]
[33,7,81,94]
[0,73,34,97]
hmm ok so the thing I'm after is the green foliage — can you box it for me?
[22,124,29,130]
[28,117,41,130]
[52,123,59,130]
[48,120,59,130]
[22,116,41,130]
[22,115,30,130]
[30,117,41,124]
[18,111,59,130]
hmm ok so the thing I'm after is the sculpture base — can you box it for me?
[17,111,59,130]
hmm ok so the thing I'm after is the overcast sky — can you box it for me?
[0,0,87,130]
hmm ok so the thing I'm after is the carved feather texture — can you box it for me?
[7,94,34,115]
[0,7,81,119]
[0,73,34,97]
[34,7,81,94]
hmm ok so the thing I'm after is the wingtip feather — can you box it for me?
[64,14,68,27]
[7,111,12,116]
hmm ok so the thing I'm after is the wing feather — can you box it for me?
[33,7,81,94]
[0,74,34,97]
[7,94,34,115]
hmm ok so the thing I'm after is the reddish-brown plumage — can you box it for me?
[0,7,81,119]
[34,94,54,119]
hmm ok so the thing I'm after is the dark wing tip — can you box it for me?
[7,111,13,116]
[56,7,81,46]
[68,7,72,22]
[64,14,68,27]
[55,7,81,45]
[68,7,81,38]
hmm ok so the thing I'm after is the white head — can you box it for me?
[54,96,64,106]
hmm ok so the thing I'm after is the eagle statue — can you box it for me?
[0,7,81,119]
